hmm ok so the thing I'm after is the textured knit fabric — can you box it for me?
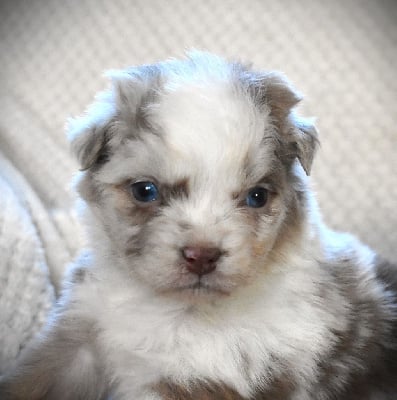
[0,154,55,373]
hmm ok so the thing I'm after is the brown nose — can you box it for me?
[182,246,221,276]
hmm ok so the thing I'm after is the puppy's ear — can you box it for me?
[251,72,319,175]
[259,72,302,121]
[286,115,318,176]
[68,89,118,171]
[68,67,161,171]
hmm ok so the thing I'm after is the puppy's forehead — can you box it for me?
[100,77,279,188]
[151,79,274,183]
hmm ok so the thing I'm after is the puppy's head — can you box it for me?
[69,52,318,300]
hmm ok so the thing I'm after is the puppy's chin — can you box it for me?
[139,267,240,303]
[160,287,231,305]
[163,280,233,302]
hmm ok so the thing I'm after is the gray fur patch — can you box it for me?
[308,258,397,399]
[0,317,108,400]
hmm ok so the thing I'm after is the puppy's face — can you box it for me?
[70,53,317,300]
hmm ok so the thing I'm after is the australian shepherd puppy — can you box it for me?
[1,52,396,400]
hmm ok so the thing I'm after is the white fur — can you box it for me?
[69,227,355,398]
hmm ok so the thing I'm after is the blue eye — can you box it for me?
[131,181,159,203]
[245,187,268,208]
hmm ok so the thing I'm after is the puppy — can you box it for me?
[1,52,396,400]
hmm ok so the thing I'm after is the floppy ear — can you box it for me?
[260,72,302,121]
[251,72,319,175]
[287,115,318,176]
[68,89,117,171]
[68,67,160,171]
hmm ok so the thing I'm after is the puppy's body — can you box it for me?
[1,52,396,399]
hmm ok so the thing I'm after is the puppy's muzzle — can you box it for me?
[181,246,221,276]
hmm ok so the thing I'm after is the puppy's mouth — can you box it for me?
[174,278,231,296]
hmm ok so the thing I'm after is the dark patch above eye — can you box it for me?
[95,151,110,166]
[162,178,189,202]
[245,186,268,208]
[131,181,159,203]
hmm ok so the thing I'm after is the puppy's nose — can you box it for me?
[182,246,221,276]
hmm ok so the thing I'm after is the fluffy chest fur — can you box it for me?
[73,253,349,399]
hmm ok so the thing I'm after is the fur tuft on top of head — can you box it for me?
[68,51,318,175]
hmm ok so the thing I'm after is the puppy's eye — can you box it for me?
[131,181,159,203]
[245,186,268,208]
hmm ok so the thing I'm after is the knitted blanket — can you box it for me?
[0,154,81,373]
